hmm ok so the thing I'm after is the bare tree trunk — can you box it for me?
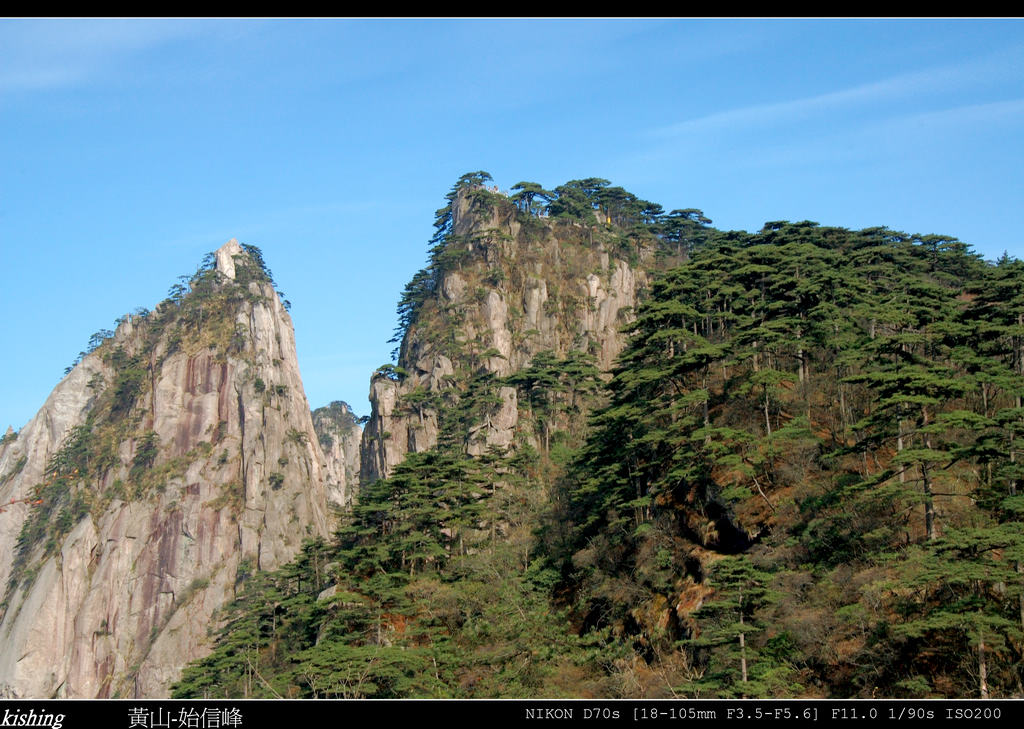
[923,461,936,541]
[739,605,749,694]
[922,406,936,541]
[839,376,848,435]
[897,410,906,485]
[979,621,989,700]
[703,387,710,431]
[1013,313,1021,497]
[1018,562,1024,634]
[1011,389,1020,498]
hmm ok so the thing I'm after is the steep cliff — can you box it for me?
[0,240,329,698]
[359,183,672,485]
[311,401,362,508]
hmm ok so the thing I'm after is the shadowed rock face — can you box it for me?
[359,188,653,484]
[0,240,329,698]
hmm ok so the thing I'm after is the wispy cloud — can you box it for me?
[0,66,85,92]
[723,97,1024,172]
[0,19,207,93]
[651,45,1024,139]
[893,96,1024,129]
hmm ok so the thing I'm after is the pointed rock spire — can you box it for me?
[214,238,243,280]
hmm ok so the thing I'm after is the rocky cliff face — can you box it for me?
[311,401,361,508]
[0,240,329,698]
[359,186,664,484]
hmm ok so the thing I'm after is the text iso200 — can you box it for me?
[946,708,1002,720]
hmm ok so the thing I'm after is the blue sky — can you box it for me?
[2,19,1023,430]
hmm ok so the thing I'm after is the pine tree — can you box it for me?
[679,555,797,698]
[894,523,1024,697]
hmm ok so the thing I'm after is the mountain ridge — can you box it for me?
[4,174,1023,699]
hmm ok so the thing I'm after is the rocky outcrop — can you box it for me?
[0,240,329,698]
[360,187,656,483]
[0,359,106,597]
[311,401,361,507]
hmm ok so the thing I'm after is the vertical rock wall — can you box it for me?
[0,240,329,698]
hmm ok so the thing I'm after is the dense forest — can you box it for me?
[172,174,1024,699]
